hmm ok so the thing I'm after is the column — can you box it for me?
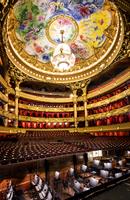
[15,96,19,127]
[73,90,77,129]
[4,92,8,127]
[15,85,20,128]
[84,101,88,127]
[82,88,88,127]
[82,80,91,127]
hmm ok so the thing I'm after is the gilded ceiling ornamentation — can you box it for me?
[8,62,34,85]
[13,0,112,64]
[113,28,130,63]
[3,0,124,83]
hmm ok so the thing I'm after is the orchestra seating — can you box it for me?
[19,130,88,141]
[0,141,83,165]
[0,133,18,141]
[0,131,130,165]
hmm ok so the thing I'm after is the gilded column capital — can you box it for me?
[73,100,77,104]
[6,87,12,94]
[82,79,91,101]
[15,82,21,98]
[4,90,9,98]
[82,88,86,98]
[69,79,91,92]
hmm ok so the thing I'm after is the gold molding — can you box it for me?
[0,92,8,103]
[0,75,15,94]
[45,14,79,45]
[0,127,18,134]
[8,100,15,106]
[87,68,130,99]
[0,122,129,133]
[18,103,74,112]
[87,105,130,120]
[76,87,130,110]
[18,105,130,122]
[3,4,124,83]
[77,106,84,111]
[0,75,8,89]
[10,69,129,103]
[17,85,129,106]
[77,117,85,122]
[19,116,74,123]
[7,88,15,95]
[19,91,73,103]
[0,109,15,119]
[78,122,130,132]
[87,88,130,109]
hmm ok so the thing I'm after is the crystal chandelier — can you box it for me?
[51,30,75,71]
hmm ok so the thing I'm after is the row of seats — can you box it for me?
[92,131,129,137]
[89,113,130,127]
[88,82,129,104]
[72,136,130,151]
[19,110,73,118]
[0,141,83,165]
[18,131,88,140]
[88,98,129,114]
[0,134,18,141]
[0,135,130,165]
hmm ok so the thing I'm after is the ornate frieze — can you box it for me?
[3,0,124,83]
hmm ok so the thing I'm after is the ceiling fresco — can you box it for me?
[14,0,111,63]
[4,0,124,83]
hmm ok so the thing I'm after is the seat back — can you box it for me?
[46,191,53,200]
[81,165,87,172]
[104,162,112,169]
[115,172,122,178]
[89,177,99,187]
[74,180,81,190]
[93,160,100,166]
[100,170,109,178]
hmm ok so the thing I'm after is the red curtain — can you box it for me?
[22,121,26,128]
[27,122,31,128]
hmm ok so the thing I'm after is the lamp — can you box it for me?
[51,30,75,71]
[69,167,74,175]
[55,171,60,179]
[81,164,87,172]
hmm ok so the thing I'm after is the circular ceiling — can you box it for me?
[4,0,124,83]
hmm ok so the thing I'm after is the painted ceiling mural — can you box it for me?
[14,0,112,64]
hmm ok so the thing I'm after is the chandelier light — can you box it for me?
[51,30,75,71]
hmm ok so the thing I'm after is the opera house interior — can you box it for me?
[0,0,130,199]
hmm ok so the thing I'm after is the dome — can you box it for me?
[3,0,124,83]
